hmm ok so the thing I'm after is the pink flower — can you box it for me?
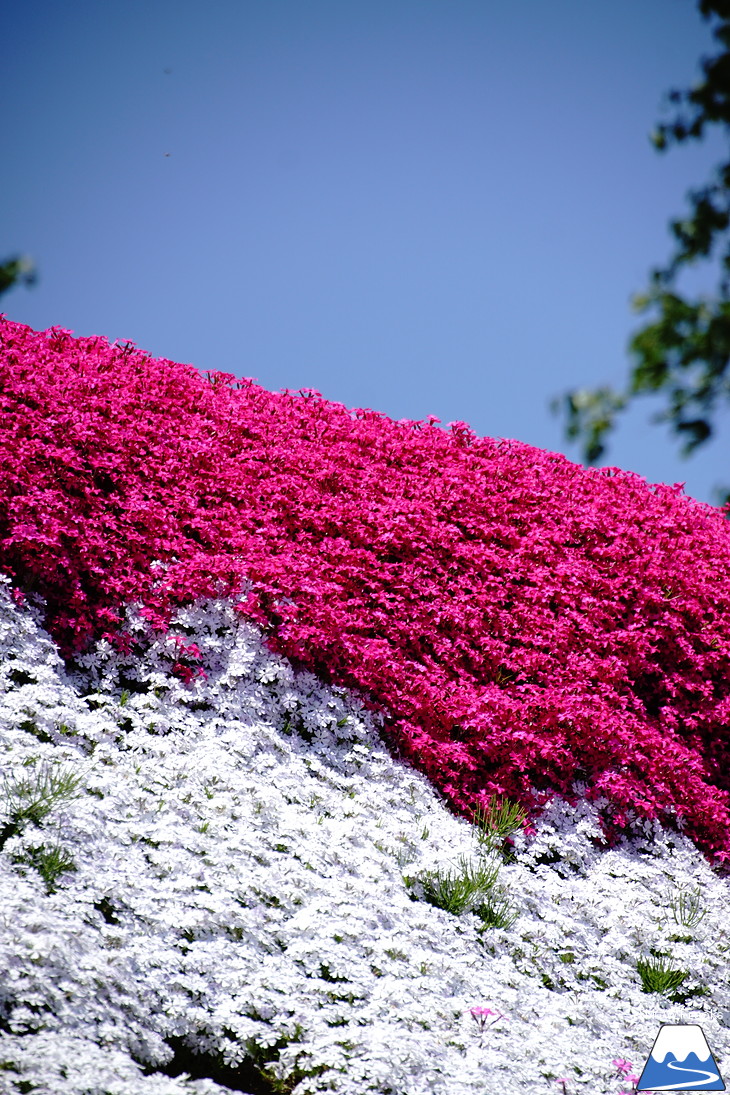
[469,1006,505,1032]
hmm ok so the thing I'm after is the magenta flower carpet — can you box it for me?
[2,317,730,1095]
[2,317,729,864]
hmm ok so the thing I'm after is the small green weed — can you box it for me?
[636,954,688,997]
[415,856,500,916]
[668,884,706,930]
[473,795,527,857]
[384,948,407,961]
[17,842,77,893]
[395,844,418,868]
[1,761,82,849]
[475,885,519,930]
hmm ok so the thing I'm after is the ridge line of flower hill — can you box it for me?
[1,317,729,864]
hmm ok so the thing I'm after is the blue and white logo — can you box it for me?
[637,1024,725,1091]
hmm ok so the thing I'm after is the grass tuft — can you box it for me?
[413,856,500,916]
[668,883,706,930]
[473,795,527,859]
[475,886,519,930]
[1,761,82,850]
[18,842,77,893]
[636,954,688,996]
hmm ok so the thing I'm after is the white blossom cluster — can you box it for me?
[0,576,728,1095]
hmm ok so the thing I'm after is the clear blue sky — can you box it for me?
[4,0,729,505]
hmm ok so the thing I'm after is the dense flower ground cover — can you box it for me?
[1,318,730,862]
[1,318,729,1092]
[1,584,728,1094]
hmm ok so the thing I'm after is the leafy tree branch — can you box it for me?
[0,254,37,299]
[553,1,730,484]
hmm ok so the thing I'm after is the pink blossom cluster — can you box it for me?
[2,317,730,862]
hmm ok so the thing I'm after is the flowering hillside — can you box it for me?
[1,582,729,1094]
[1,318,730,861]
[1,318,730,1094]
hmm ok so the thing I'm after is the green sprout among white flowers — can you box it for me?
[404,795,526,929]
[473,794,528,859]
[1,759,83,892]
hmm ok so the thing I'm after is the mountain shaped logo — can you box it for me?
[637,1024,725,1091]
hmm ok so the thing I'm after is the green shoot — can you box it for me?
[1,762,82,849]
[668,884,706,930]
[636,954,688,997]
[473,795,527,854]
[416,856,500,916]
[475,886,519,930]
[20,842,77,894]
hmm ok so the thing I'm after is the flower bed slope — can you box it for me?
[1,583,728,1094]
[1,318,730,861]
